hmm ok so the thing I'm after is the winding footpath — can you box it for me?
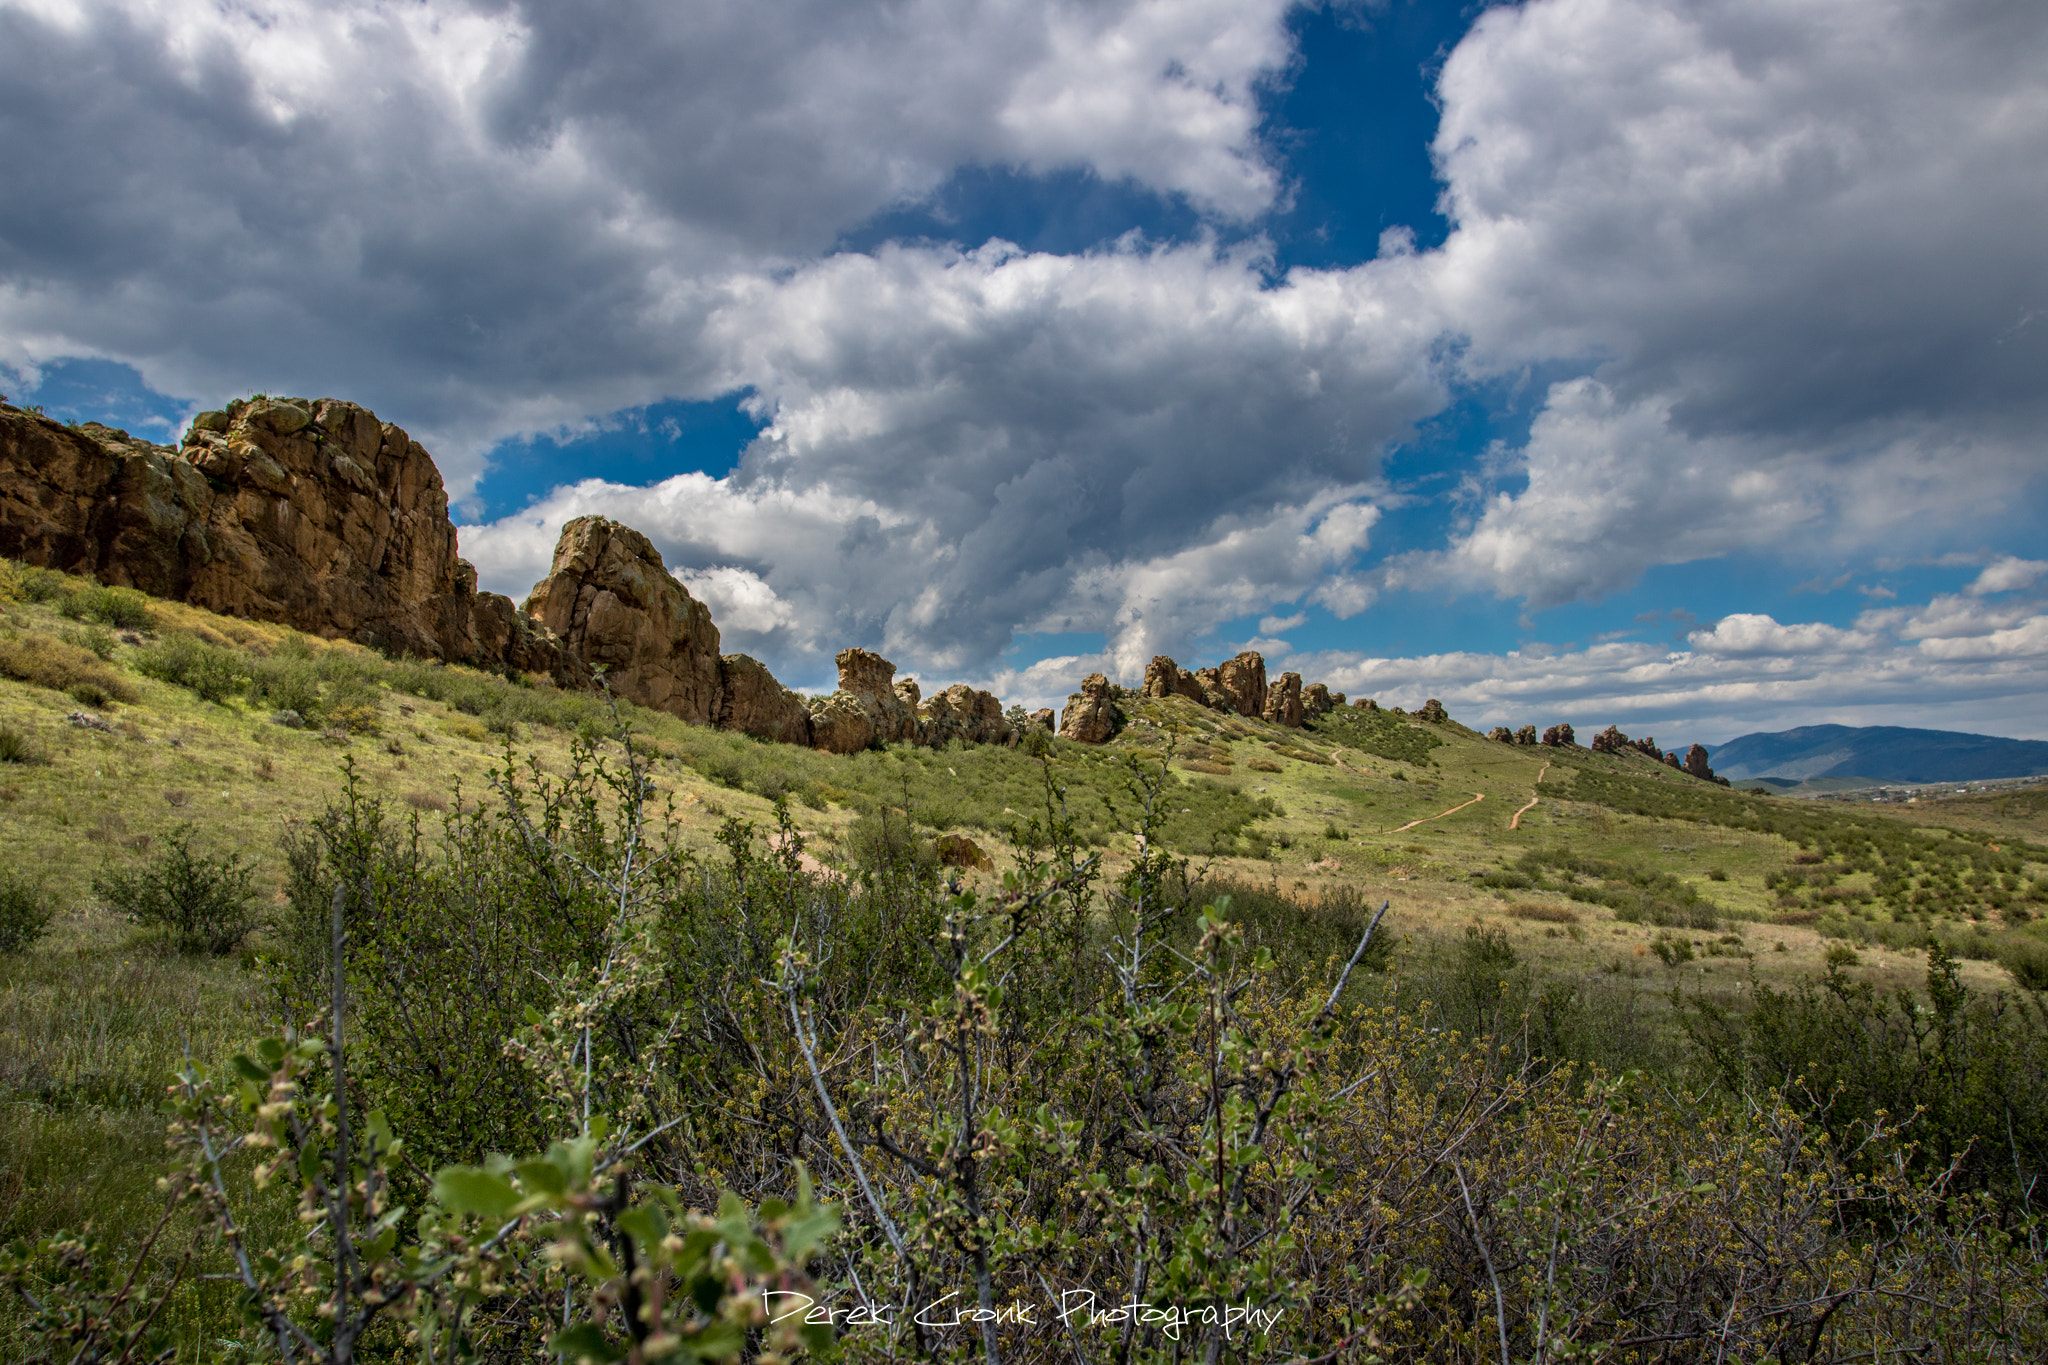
[1509,761,1552,831]
[1391,791,1486,833]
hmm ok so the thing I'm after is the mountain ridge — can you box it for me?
[1710,724,2048,783]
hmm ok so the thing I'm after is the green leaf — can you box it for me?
[231,1054,270,1083]
[516,1157,568,1197]
[549,1323,626,1364]
[432,1167,521,1221]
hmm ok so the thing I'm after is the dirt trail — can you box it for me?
[1391,792,1485,833]
[1509,761,1552,830]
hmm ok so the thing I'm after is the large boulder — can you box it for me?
[523,517,723,723]
[1541,723,1577,748]
[1263,671,1304,727]
[1302,683,1338,721]
[717,654,813,745]
[1059,673,1119,744]
[1418,698,1449,724]
[0,397,514,664]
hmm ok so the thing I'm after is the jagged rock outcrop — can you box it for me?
[716,654,813,745]
[1354,697,1380,712]
[1144,655,1208,704]
[1028,708,1056,732]
[1683,743,1731,785]
[805,648,921,754]
[1663,750,1683,769]
[0,397,590,675]
[1590,725,1629,754]
[1488,726,1515,743]
[919,683,1013,747]
[1262,671,1304,727]
[524,517,723,722]
[1541,723,1577,748]
[1059,673,1119,744]
[1631,735,1662,760]
[1515,725,1539,745]
[1302,683,1339,721]
[1206,652,1268,718]
[1418,698,1450,724]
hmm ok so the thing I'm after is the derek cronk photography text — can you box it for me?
[764,1290,1289,1341]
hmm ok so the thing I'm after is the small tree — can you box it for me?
[95,825,258,955]
[0,868,53,953]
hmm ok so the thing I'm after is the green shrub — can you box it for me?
[246,654,324,718]
[0,723,47,765]
[57,622,117,660]
[0,869,53,952]
[132,632,248,703]
[93,826,259,955]
[0,630,140,703]
[58,583,154,630]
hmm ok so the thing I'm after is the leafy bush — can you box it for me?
[93,826,259,955]
[0,630,139,703]
[57,623,117,660]
[1503,845,1721,928]
[1685,941,2048,1208]
[246,654,323,718]
[1308,702,1445,763]
[0,869,53,953]
[132,632,248,703]
[57,583,154,630]
[0,723,47,765]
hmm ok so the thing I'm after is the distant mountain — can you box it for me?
[1709,725,2048,783]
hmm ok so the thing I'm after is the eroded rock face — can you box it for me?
[717,654,813,745]
[1355,697,1381,712]
[1302,683,1337,721]
[1028,708,1056,732]
[1211,652,1268,718]
[1263,671,1304,727]
[1488,726,1516,744]
[1541,723,1577,748]
[1631,735,1663,760]
[920,683,1012,747]
[807,648,920,754]
[524,517,723,723]
[1059,673,1119,744]
[1683,744,1729,785]
[1590,725,1629,754]
[1418,698,1449,724]
[1144,655,1208,704]
[0,398,545,667]
[1515,725,1539,745]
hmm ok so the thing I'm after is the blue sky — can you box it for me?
[4,0,2045,742]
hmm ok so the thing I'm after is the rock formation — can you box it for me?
[1488,726,1515,744]
[920,683,1012,747]
[1059,673,1119,744]
[1682,744,1730,785]
[1263,672,1304,727]
[1631,735,1663,760]
[1541,723,1577,748]
[1143,655,1208,704]
[805,648,918,754]
[1515,725,1539,745]
[0,397,588,678]
[1355,697,1380,712]
[1208,652,1268,718]
[1590,725,1629,754]
[1662,750,1683,769]
[716,654,813,745]
[1302,683,1339,721]
[523,517,723,723]
[1027,708,1056,732]
[1418,698,1449,724]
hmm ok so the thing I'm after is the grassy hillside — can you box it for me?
[3,562,2046,1358]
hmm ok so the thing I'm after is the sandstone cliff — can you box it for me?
[0,397,592,677]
